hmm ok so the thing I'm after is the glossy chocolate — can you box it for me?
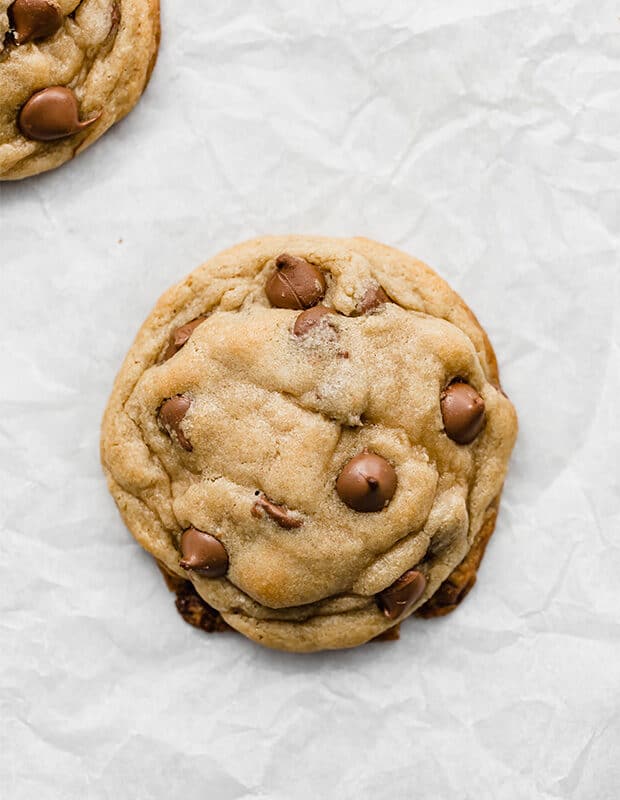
[377,569,426,620]
[158,395,193,451]
[293,305,336,337]
[355,284,389,315]
[265,253,326,310]
[18,86,100,142]
[163,317,206,361]
[440,381,485,444]
[180,528,229,578]
[8,0,63,45]
[336,451,397,512]
[252,494,303,529]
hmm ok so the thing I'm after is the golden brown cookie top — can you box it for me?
[0,0,159,180]
[101,236,517,652]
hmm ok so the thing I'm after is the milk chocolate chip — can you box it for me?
[293,305,336,337]
[355,284,390,315]
[109,1,121,32]
[266,253,326,310]
[163,317,206,361]
[441,381,485,444]
[252,494,303,529]
[377,569,426,620]
[180,528,228,578]
[336,451,397,512]
[18,87,101,142]
[158,395,192,451]
[8,0,63,45]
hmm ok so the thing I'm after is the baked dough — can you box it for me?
[101,236,518,652]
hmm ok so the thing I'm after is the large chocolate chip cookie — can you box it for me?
[101,236,518,652]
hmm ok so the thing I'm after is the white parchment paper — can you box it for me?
[1,1,619,798]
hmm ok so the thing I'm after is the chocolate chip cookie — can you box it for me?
[0,0,159,180]
[101,236,518,653]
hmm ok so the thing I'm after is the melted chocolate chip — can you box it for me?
[163,317,206,361]
[293,305,336,337]
[377,569,426,620]
[440,381,486,444]
[8,0,63,45]
[110,1,121,30]
[252,494,303,529]
[180,528,229,578]
[158,395,192,451]
[355,284,390,315]
[265,253,326,310]
[336,451,397,512]
[18,86,101,142]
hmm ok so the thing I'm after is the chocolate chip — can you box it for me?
[158,395,192,451]
[252,494,303,529]
[440,381,485,444]
[163,317,206,361]
[180,528,228,578]
[18,86,101,142]
[265,253,326,310]
[293,305,336,337]
[8,0,63,45]
[336,451,397,512]
[377,569,426,620]
[355,284,390,315]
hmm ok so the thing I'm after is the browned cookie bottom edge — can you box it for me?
[157,563,231,634]
[416,493,500,619]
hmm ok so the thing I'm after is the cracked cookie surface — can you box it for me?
[101,236,518,653]
[0,0,159,180]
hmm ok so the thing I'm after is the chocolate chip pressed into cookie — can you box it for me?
[101,236,518,653]
[0,0,160,179]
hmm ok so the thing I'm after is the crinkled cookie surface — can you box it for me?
[0,0,159,180]
[101,236,518,653]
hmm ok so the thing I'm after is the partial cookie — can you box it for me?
[101,236,518,653]
[0,0,160,180]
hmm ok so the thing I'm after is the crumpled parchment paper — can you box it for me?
[1,1,619,798]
